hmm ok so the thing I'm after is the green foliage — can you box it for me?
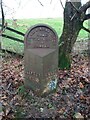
[17,85,28,98]
[48,103,54,109]
[14,107,26,119]
[17,85,34,101]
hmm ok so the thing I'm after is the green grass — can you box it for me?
[1,18,88,54]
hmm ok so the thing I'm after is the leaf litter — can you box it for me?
[1,53,90,119]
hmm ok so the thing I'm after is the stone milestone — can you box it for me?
[24,24,58,96]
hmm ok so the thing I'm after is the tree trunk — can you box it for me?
[59,1,83,69]
[0,0,5,32]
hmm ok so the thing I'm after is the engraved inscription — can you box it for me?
[26,26,57,49]
[24,24,58,95]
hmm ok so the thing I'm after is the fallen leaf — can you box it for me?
[73,112,84,119]
[79,82,84,89]
[80,95,86,100]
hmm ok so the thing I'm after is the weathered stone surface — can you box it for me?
[24,24,58,96]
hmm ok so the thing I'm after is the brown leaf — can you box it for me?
[79,82,84,89]
[80,95,86,100]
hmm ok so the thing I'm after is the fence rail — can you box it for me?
[2,34,24,43]
[0,24,24,55]
[0,24,25,36]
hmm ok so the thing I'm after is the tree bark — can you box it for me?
[0,0,5,32]
[59,1,90,69]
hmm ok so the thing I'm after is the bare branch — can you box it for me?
[70,1,90,21]
[82,26,90,33]
[37,0,44,6]
[50,0,52,4]
[80,1,90,13]
[59,0,64,9]
[84,14,90,21]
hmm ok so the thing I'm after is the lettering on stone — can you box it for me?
[24,24,58,96]
[25,25,58,49]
